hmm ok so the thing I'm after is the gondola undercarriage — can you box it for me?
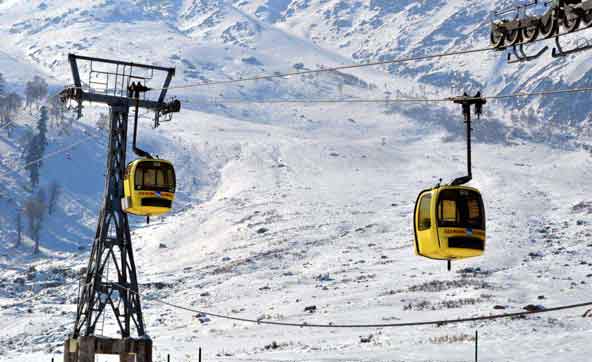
[491,0,592,62]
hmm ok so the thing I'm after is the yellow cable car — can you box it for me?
[413,185,486,261]
[122,159,176,216]
[411,93,488,270]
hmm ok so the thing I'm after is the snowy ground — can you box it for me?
[1,101,591,362]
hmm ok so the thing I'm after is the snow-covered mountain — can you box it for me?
[1,1,592,362]
[1,0,591,137]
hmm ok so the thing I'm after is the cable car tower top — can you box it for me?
[60,54,180,362]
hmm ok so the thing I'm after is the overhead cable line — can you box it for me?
[184,97,434,105]
[61,26,587,96]
[484,86,592,100]
[0,119,14,130]
[0,109,44,130]
[150,46,496,91]
[60,62,592,108]
[62,82,592,108]
[0,132,100,177]
[148,24,592,92]
[115,283,592,329]
[192,97,449,104]
[181,85,592,106]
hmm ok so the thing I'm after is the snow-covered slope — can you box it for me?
[1,1,592,362]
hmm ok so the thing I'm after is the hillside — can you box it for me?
[0,1,591,362]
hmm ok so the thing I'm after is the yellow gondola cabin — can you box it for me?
[413,185,486,261]
[122,159,176,216]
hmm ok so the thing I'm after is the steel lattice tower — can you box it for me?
[60,54,180,362]
[74,105,144,338]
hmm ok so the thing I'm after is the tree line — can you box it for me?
[1,73,63,254]
[2,73,110,255]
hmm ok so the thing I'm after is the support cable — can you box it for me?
[57,46,495,96]
[59,81,592,108]
[114,283,592,329]
[153,46,495,91]
[144,25,592,91]
[0,118,15,130]
[179,85,592,106]
[58,24,592,96]
[151,23,592,92]
[0,108,45,131]
[0,132,100,177]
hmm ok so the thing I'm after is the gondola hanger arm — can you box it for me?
[449,92,487,186]
[128,82,153,159]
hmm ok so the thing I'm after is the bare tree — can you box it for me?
[96,112,109,131]
[0,92,22,134]
[48,95,65,127]
[6,92,23,113]
[24,190,46,254]
[25,76,48,110]
[47,180,61,215]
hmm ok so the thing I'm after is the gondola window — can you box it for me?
[418,194,432,231]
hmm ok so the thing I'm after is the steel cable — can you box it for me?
[152,47,495,91]
[0,132,101,177]
[175,85,592,106]
[114,283,592,329]
[146,25,592,91]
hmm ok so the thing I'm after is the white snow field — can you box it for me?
[0,1,591,362]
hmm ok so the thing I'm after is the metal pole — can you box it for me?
[466,105,472,181]
[451,93,485,186]
[167,354,170,362]
[199,347,202,362]
[475,330,478,362]
[130,83,152,159]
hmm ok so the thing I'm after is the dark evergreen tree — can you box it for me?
[0,73,5,97]
[15,211,22,247]
[0,74,7,128]
[25,80,34,109]
[24,137,41,188]
[47,180,60,215]
[24,107,49,188]
[37,106,48,147]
